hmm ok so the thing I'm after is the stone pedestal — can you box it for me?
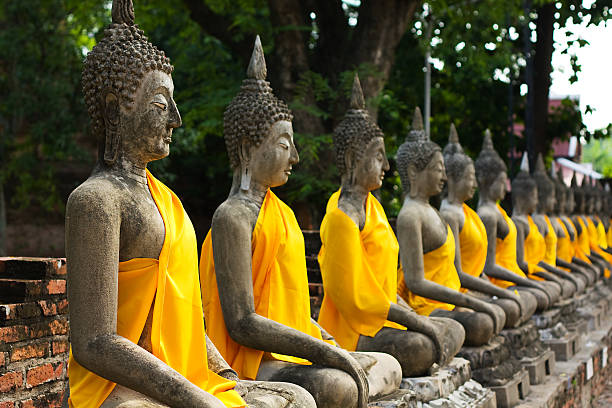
[395,358,496,407]
[457,336,521,387]
[488,367,530,408]
[521,349,555,385]
[542,331,580,361]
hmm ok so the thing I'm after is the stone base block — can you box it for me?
[399,358,471,402]
[531,309,561,330]
[577,305,603,331]
[368,389,417,408]
[521,349,555,385]
[565,319,588,335]
[543,331,580,361]
[488,368,530,408]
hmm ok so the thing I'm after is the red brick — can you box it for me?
[0,370,23,392]
[52,339,69,355]
[19,391,65,408]
[20,401,33,408]
[0,325,28,344]
[49,317,68,335]
[0,257,66,279]
[0,402,16,408]
[53,362,65,380]
[0,351,6,367]
[10,340,49,362]
[0,302,41,321]
[38,299,68,316]
[46,280,66,295]
[26,363,54,388]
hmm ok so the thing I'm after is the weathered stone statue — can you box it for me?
[316,75,464,377]
[531,155,587,293]
[583,180,612,271]
[200,39,403,408]
[440,124,536,328]
[550,167,597,285]
[510,166,574,298]
[474,132,556,311]
[66,3,315,406]
[395,109,506,347]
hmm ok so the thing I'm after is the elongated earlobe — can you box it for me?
[103,92,120,165]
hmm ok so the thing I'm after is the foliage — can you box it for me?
[582,136,612,177]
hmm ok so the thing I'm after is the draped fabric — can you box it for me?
[556,218,574,268]
[586,217,612,277]
[317,191,405,351]
[576,218,592,257]
[68,171,244,408]
[596,220,608,249]
[459,203,487,279]
[398,225,461,316]
[491,204,528,288]
[200,190,331,380]
[567,218,591,263]
[524,215,547,281]
[543,216,558,266]
[607,219,612,247]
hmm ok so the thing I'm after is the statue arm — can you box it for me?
[537,262,581,291]
[311,318,336,343]
[397,210,501,323]
[512,217,530,274]
[66,189,225,408]
[211,205,369,407]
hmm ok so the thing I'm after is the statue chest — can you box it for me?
[119,193,166,261]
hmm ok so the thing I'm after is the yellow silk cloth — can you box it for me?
[68,171,244,408]
[200,190,331,380]
[492,204,528,288]
[597,220,608,249]
[608,219,612,247]
[459,203,487,278]
[556,218,574,267]
[577,218,592,257]
[524,215,546,280]
[317,191,405,351]
[543,216,558,266]
[398,225,461,316]
[587,217,612,277]
[567,218,591,263]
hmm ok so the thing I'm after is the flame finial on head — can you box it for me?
[482,129,494,151]
[535,153,546,174]
[111,0,135,25]
[448,123,459,144]
[247,35,267,80]
[571,172,578,188]
[519,151,530,173]
[406,107,426,142]
[350,73,365,110]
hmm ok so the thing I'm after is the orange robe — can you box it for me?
[587,217,612,277]
[556,218,574,271]
[68,171,244,408]
[607,219,612,247]
[491,204,528,288]
[524,215,547,281]
[317,191,405,351]
[596,220,608,249]
[543,216,558,267]
[576,217,592,257]
[200,190,331,380]
[398,225,461,316]
[459,203,487,279]
[566,218,591,263]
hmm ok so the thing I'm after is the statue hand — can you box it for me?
[481,302,505,334]
[334,348,369,408]
[218,369,248,397]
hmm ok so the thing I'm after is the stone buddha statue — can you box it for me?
[530,155,585,293]
[551,167,597,285]
[200,39,404,408]
[395,109,506,347]
[440,124,536,328]
[474,132,556,311]
[510,167,574,299]
[583,181,612,271]
[316,75,464,377]
[66,3,315,406]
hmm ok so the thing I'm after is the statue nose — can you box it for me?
[168,99,182,128]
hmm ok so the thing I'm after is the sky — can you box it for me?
[550,11,612,132]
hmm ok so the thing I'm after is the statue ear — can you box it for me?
[238,142,252,190]
[407,163,417,184]
[103,92,120,165]
[344,149,356,183]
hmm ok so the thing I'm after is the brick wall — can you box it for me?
[0,258,69,408]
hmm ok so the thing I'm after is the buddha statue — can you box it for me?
[510,166,574,299]
[583,181,612,272]
[316,75,464,377]
[551,167,596,285]
[200,39,403,408]
[440,124,536,328]
[395,109,506,347]
[66,3,316,406]
[474,132,556,311]
[530,154,585,293]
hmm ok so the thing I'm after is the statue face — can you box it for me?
[119,70,181,162]
[524,187,538,214]
[353,137,389,192]
[545,190,556,213]
[413,151,446,197]
[556,190,565,213]
[566,191,575,213]
[489,171,507,201]
[248,120,298,188]
[454,162,477,202]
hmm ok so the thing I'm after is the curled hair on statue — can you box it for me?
[333,74,384,178]
[511,171,537,210]
[82,0,173,165]
[396,107,441,192]
[223,36,293,171]
[474,130,507,191]
[442,123,473,185]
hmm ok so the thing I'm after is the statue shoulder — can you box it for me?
[66,177,122,219]
[212,198,259,235]
[439,202,462,229]
[477,203,498,222]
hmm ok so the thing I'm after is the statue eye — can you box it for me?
[279,142,289,150]
[152,102,167,111]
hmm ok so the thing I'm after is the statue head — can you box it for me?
[474,130,508,201]
[82,0,180,166]
[334,74,388,191]
[442,123,476,202]
[511,169,538,214]
[553,167,567,215]
[224,36,296,190]
[571,172,584,214]
[396,107,444,197]
[533,154,555,213]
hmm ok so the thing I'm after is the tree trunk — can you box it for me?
[533,2,554,159]
[0,182,6,256]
